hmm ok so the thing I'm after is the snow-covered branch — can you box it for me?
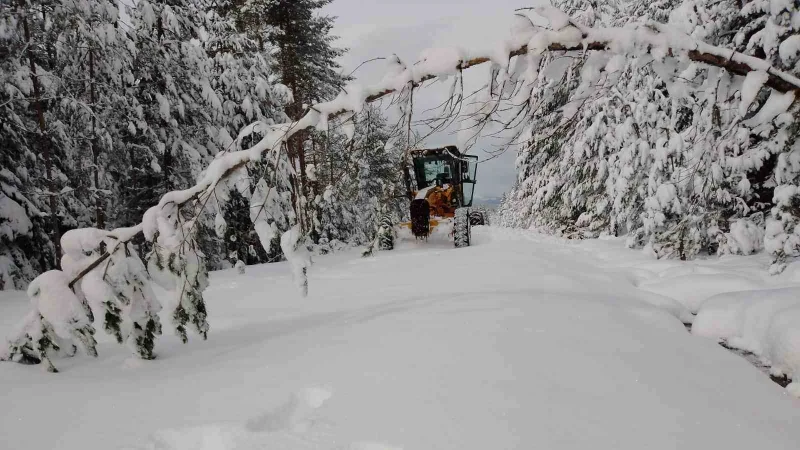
[128,7,794,246]
[53,3,795,302]
[131,6,800,261]
[67,4,800,301]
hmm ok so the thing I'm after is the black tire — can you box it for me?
[410,199,430,238]
[377,215,394,250]
[469,210,485,226]
[454,207,471,248]
[480,207,491,226]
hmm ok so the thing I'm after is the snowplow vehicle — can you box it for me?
[400,146,484,247]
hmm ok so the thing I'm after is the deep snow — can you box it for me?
[1,226,799,450]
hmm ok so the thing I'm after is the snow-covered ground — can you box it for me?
[1,226,800,450]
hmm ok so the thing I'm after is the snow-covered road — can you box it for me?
[1,226,799,450]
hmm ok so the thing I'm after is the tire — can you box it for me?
[410,199,430,238]
[377,215,394,250]
[454,207,471,248]
[469,210,485,226]
[480,207,491,226]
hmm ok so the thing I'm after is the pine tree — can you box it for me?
[498,0,799,266]
[313,105,406,251]
[1,0,132,287]
[261,0,347,234]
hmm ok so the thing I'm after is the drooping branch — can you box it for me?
[66,225,142,289]
[67,7,800,288]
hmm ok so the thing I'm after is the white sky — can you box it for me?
[324,0,532,200]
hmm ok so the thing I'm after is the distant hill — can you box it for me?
[473,196,502,208]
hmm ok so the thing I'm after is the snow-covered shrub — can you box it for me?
[250,176,293,262]
[2,226,168,370]
[145,204,210,344]
[280,225,312,297]
[61,228,163,359]
[766,186,800,273]
[716,215,766,256]
[2,270,97,372]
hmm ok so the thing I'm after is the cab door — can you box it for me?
[460,155,478,207]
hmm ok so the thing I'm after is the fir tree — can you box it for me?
[261,0,347,233]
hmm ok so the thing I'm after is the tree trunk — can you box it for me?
[89,49,105,229]
[163,147,172,192]
[21,3,60,263]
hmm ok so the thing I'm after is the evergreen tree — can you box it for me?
[261,0,347,233]
[313,105,406,251]
[499,0,799,265]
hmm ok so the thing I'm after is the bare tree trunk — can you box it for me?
[328,133,334,188]
[155,17,172,195]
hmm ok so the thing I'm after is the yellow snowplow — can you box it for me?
[399,146,483,247]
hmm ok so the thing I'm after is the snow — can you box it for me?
[0,194,32,240]
[215,212,227,239]
[779,35,800,65]
[727,217,766,256]
[2,227,800,449]
[60,228,110,259]
[155,92,171,121]
[638,269,765,313]
[693,288,800,391]
[25,270,91,340]
[416,47,464,77]
[280,224,311,297]
[414,185,434,199]
[250,179,285,254]
[743,90,796,127]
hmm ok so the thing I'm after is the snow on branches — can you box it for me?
[499,1,799,267]
[62,228,163,358]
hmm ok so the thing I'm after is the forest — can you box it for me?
[0,0,407,292]
[497,0,800,268]
[0,0,799,370]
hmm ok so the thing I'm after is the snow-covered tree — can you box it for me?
[498,0,799,265]
[60,228,162,359]
[312,105,406,251]
[262,0,347,232]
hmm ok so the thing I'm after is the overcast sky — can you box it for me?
[323,0,531,200]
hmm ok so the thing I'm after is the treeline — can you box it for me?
[497,0,800,271]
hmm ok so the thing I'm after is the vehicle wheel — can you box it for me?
[469,210,485,226]
[377,215,394,250]
[454,207,471,248]
[410,199,430,238]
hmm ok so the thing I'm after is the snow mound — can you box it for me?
[692,288,800,394]
[638,273,764,313]
[633,291,695,325]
